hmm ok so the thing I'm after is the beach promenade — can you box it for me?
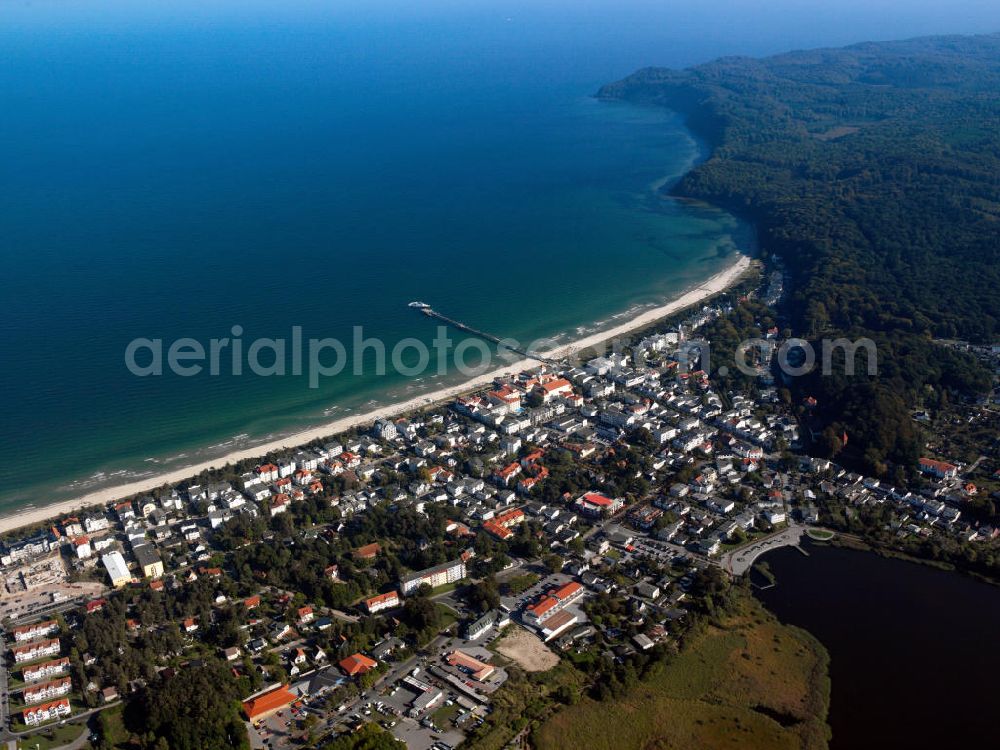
[0,255,750,535]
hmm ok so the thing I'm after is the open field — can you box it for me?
[493,627,559,672]
[534,597,830,750]
[14,722,88,750]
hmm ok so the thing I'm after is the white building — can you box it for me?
[574,491,624,518]
[73,537,93,559]
[23,698,71,726]
[102,551,132,588]
[23,658,69,682]
[373,419,398,441]
[23,677,72,705]
[400,559,467,595]
[13,638,61,664]
[364,590,400,614]
[764,509,787,525]
[84,515,110,533]
[13,620,59,643]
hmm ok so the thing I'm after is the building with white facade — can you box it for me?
[23,698,71,726]
[400,559,467,595]
[13,620,59,643]
[372,419,398,440]
[102,551,132,588]
[23,677,72,705]
[13,638,61,664]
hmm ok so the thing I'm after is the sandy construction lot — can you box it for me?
[494,626,559,672]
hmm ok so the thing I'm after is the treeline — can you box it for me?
[219,500,464,608]
[818,493,1000,579]
[123,663,250,750]
[601,33,1000,477]
[320,723,399,750]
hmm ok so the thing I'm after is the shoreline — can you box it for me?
[0,255,750,536]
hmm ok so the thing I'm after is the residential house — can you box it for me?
[574,491,624,518]
[339,653,378,677]
[13,638,61,664]
[22,698,71,727]
[365,591,400,614]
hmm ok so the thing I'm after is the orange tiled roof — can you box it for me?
[539,378,572,393]
[354,542,381,559]
[580,492,613,507]
[551,581,582,601]
[242,685,296,720]
[339,653,377,676]
[920,457,957,472]
[482,520,513,540]
[365,591,399,609]
[526,596,559,618]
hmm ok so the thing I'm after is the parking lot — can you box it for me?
[251,706,301,749]
[391,713,464,750]
[349,687,466,750]
[499,571,570,614]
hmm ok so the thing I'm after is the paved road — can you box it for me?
[720,523,806,576]
[966,455,988,475]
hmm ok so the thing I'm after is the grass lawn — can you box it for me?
[93,704,130,749]
[15,722,89,750]
[436,603,458,629]
[501,573,540,596]
[432,702,461,728]
[534,596,831,750]
[806,529,836,541]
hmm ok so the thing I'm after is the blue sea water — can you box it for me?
[2,0,999,511]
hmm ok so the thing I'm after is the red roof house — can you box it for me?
[339,653,377,676]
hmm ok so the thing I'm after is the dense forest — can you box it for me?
[600,33,1000,477]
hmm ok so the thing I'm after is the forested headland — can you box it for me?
[600,33,1000,479]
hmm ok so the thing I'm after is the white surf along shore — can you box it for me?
[0,255,751,535]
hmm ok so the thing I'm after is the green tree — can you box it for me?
[125,662,250,750]
[542,554,563,574]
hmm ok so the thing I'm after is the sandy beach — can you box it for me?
[0,255,750,536]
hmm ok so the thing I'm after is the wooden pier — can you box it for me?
[415,306,558,365]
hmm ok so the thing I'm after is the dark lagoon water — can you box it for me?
[755,541,1000,750]
[2,0,1000,511]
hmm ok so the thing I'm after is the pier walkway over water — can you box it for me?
[413,305,561,366]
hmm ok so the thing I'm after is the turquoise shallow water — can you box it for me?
[3,1,997,511]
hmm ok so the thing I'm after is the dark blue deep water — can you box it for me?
[757,542,1000,750]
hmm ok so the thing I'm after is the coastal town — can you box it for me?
[1,262,998,750]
